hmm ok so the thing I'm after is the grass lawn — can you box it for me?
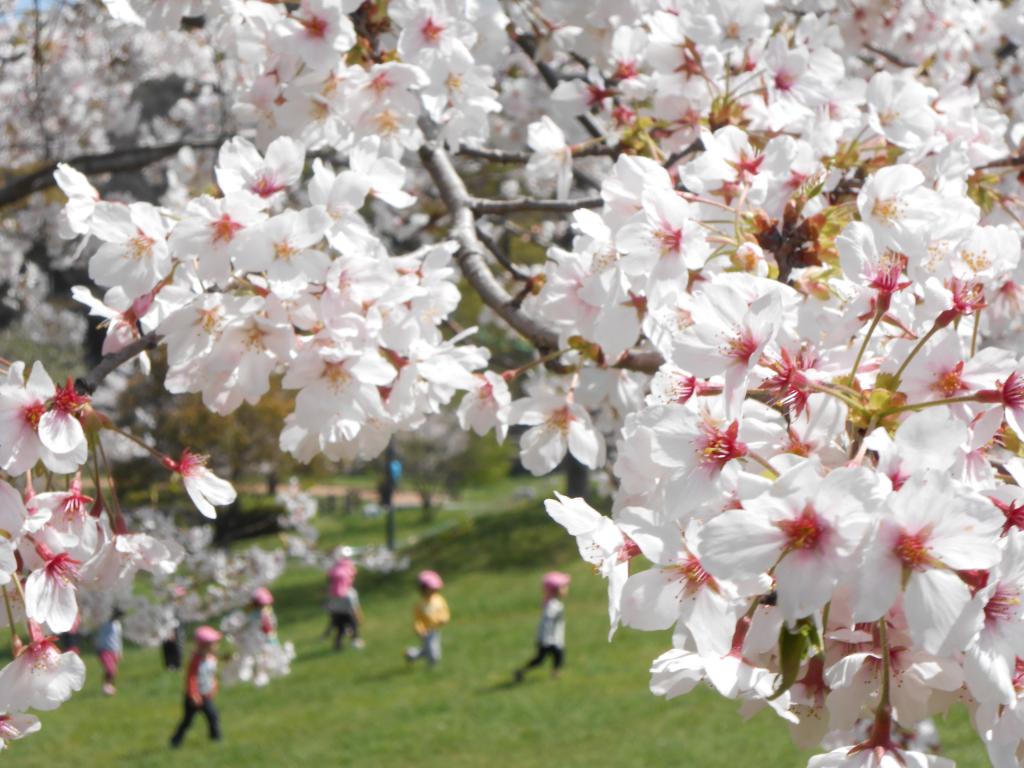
[11,488,990,767]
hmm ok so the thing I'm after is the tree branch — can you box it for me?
[0,137,225,210]
[977,154,1024,171]
[418,132,561,353]
[863,43,917,69]
[662,137,704,169]
[457,146,530,163]
[457,144,617,164]
[511,30,604,141]
[75,332,160,395]
[475,225,531,281]
[469,195,602,214]
[419,124,663,375]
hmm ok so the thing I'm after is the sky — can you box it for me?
[14,0,59,11]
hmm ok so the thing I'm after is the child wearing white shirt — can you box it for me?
[515,571,570,682]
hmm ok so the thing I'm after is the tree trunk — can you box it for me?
[419,489,435,522]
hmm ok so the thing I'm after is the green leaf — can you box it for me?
[769,618,820,700]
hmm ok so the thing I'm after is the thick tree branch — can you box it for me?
[419,135,561,353]
[419,126,662,375]
[0,137,224,210]
[75,332,160,395]
[469,195,602,214]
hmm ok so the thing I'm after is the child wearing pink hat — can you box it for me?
[325,559,364,651]
[404,570,449,666]
[249,587,279,640]
[170,626,222,748]
[515,572,570,682]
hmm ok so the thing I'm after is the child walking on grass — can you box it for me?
[95,608,124,696]
[326,558,364,651]
[515,572,570,682]
[404,570,449,666]
[170,626,222,748]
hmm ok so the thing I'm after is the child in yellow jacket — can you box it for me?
[404,570,449,666]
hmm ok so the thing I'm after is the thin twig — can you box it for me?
[864,43,917,69]
[75,332,160,395]
[475,225,531,281]
[977,155,1024,171]
[469,195,602,214]
[511,31,604,140]
[662,137,704,169]
[457,144,616,164]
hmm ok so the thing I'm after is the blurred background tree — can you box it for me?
[395,414,516,521]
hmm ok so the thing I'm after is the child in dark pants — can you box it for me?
[326,558,364,651]
[515,572,570,682]
[170,626,222,748]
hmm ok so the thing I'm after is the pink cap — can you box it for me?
[543,571,571,591]
[195,625,222,644]
[329,558,356,578]
[417,570,443,590]
[252,587,274,606]
[328,560,356,598]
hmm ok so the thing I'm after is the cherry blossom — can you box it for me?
[0,633,86,712]
[509,391,606,476]
[88,202,171,300]
[165,450,238,520]
[7,0,1024,761]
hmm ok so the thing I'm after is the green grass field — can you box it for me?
[12,487,990,767]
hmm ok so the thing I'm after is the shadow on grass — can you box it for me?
[476,678,520,694]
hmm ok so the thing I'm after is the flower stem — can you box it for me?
[848,306,884,384]
[103,422,166,462]
[2,585,19,647]
[678,191,736,213]
[505,348,569,381]
[747,451,778,477]
[893,323,941,383]
[96,437,123,521]
[807,381,863,410]
[877,618,891,711]
[10,570,27,607]
[89,442,107,514]
[880,394,981,417]
[970,310,981,358]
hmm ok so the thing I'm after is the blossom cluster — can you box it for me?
[0,384,188,749]
[525,2,1024,765]
[5,0,1024,764]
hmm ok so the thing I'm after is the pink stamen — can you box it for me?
[778,505,826,551]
